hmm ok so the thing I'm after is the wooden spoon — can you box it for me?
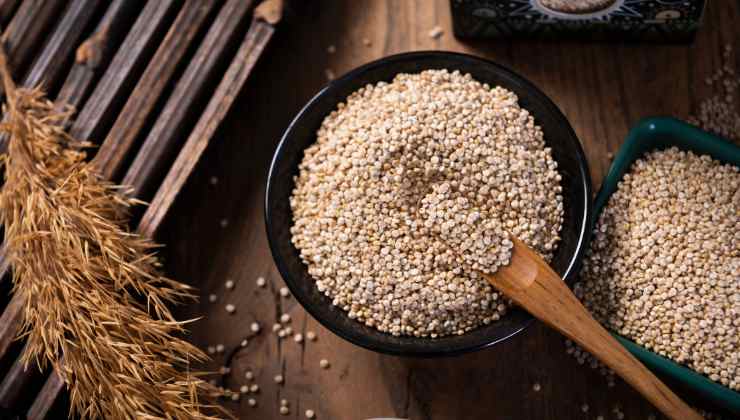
[485,238,702,420]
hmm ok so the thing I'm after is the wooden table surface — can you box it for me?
[157,1,739,419]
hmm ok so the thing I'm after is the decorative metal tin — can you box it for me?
[451,0,706,42]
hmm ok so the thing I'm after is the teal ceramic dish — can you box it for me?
[594,117,740,414]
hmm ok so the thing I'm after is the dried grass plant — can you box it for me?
[0,52,225,419]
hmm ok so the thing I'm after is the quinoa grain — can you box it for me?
[290,69,563,337]
[577,148,739,390]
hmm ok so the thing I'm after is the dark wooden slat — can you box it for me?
[28,8,283,418]
[138,14,277,237]
[122,0,256,197]
[0,0,20,26]
[70,0,178,141]
[56,0,142,109]
[0,2,143,407]
[92,0,219,180]
[0,0,152,359]
[23,0,103,90]
[26,370,63,420]
[0,341,33,408]
[0,0,67,77]
[0,1,177,413]
[0,292,22,360]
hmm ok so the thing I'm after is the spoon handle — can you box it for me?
[485,239,702,420]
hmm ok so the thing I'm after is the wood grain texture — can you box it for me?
[0,1,178,414]
[17,5,278,417]
[55,0,141,109]
[25,369,64,420]
[0,2,145,411]
[485,239,701,420]
[138,15,275,238]
[92,0,219,180]
[69,0,178,142]
[0,341,34,408]
[122,0,256,198]
[0,0,66,77]
[23,0,103,91]
[0,0,19,26]
[0,292,22,360]
[152,1,739,419]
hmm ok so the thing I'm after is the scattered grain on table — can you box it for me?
[428,25,444,39]
[688,44,739,143]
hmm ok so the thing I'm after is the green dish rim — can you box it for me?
[592,116,740,414]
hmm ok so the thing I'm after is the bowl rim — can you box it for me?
[265,50,592,356]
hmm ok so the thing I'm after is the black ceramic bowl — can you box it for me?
[265,51,592,356]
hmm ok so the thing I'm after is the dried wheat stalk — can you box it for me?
[0,51,224,419]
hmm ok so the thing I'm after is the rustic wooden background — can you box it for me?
[158,1,739,419]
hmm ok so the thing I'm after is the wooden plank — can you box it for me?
[69,0,178,142]
[0,341,35,408]
[92,0,219,180]
[55,0,142,109]
[0,0,151,359]
[122,0,256,197]
[25,370,64,420]
[138,15,276,238]
[23,0,103,91]
[0,2,178,414]
[0,293,22,360]
[0,0,66,78]
[25,10,280,417]
[0,0,19,26]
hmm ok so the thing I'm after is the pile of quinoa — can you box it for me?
[290,69,563,337]
[576,148,739,390]
[540,0,616,14]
